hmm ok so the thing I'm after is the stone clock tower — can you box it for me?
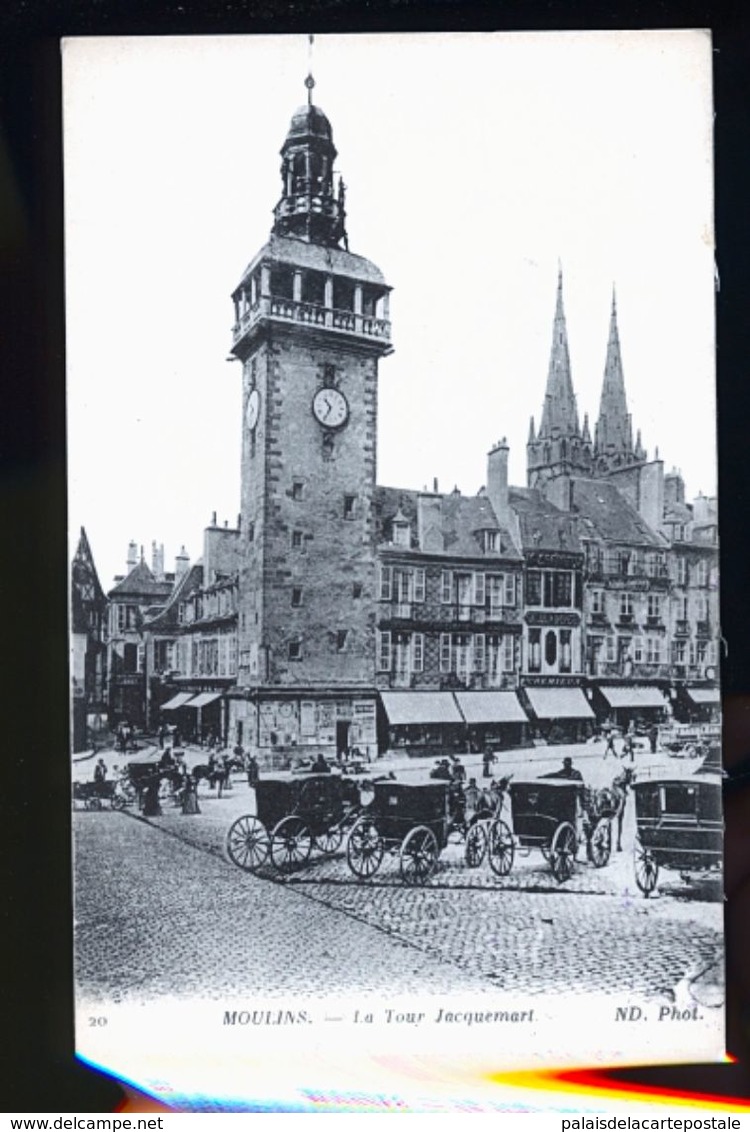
[228,77,392,762]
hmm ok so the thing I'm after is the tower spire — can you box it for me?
[272,45,348,249]
[594,283,637,470]
[538,263,580,440]
[305,34,315,105]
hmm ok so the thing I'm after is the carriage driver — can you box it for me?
[542,756,583,782]
[541,757,590,849]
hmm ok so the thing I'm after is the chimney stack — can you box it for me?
[487,438,510,529]
[175,545,190,580]
[211,511,217,527]
[151,540,165,580]
[127,540,138,571]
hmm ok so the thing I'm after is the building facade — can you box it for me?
[141,518,240,741]
[82,78,718,759]
[70,528,109,751]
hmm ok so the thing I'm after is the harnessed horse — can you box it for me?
[593,766,635,852]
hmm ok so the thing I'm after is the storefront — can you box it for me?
[522,686,595,744]
[453,691,529,751]
[379,691,465,758]
[682,685,721,725]
[228,693,379,767]
[595,685,670,731]
[185,691,223,744]
[157,691,195,743]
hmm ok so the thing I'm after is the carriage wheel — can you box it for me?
[399,826,439,886]
[487,819,515,877]
[315,825,344,855]
[346,816,384,879]
[464,822,487,868]
[549,822,577,883]
[111,791,127,811]
[634,838,659,897]
[270,816,312,872]
[589,818,612,868]
[225,815,269,872]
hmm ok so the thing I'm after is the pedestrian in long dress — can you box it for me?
[142,775,162,817]
[181,773,200,815]
[246,753,259,789]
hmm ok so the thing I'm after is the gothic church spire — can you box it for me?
[594,286,638,471]
[538,265,580,440]
[526,266,592,489]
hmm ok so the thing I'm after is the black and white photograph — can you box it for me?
[65,30,723,1098]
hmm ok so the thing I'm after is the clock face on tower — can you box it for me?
[312,386,349,429]
[246,388,261,431]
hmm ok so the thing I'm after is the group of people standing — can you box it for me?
[602,721,659,761]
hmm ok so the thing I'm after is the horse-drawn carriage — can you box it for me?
[122,751,185,810]
[72,778,128,811]
[487,777,615,883]
[346,778,470,885]
[225,772,362,874]
[632,763,723,897]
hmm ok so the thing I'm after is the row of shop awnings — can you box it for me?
[380,689,593,726]
[598,685,719,709]
[380,684,718,727]
[161,691,222,711]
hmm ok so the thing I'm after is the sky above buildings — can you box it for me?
[64,31,716,589]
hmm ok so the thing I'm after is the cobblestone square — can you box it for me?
[73,740,724,1010]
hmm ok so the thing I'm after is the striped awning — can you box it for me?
[599,686,669,710]
[686,687,720,705]
[524,687,595,720]
[186,692,223,709]
[454,691,528,725]
[380,691,462,726]
[161,692,194,711]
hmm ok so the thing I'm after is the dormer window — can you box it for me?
[483,530,500,553]
[393,522,410,547]
[391,507,411,547]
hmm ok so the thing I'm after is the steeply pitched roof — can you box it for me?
[71,527,108,633]
[569,477,665,547]
[71,527,107,605]
[142,562,204,631]
[374,485,520,559]
[108,559,174,600]
[508,487,582,554]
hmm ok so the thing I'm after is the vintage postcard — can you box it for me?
[66,31,723,1105]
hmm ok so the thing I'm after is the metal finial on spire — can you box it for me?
[611,282,617,314]
[305,34,315,104]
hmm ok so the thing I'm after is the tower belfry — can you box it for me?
[271,57,348,249]
[527,266,592,488]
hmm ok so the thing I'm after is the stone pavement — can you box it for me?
[73,809,500,1004]
[72,735,724,1007]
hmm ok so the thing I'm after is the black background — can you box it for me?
[2,0,748,1111]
